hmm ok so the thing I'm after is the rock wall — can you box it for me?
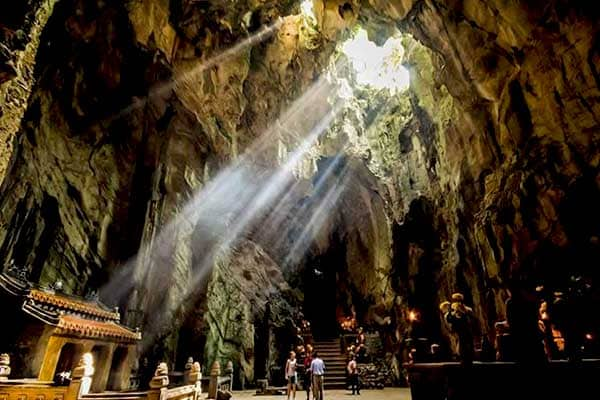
[1,0,599,384]
[353,0,600,340]
[204,240,297,386]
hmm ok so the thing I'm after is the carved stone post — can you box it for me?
[147,362,169,400]
[190,361,202,400]
[0,353,11,380]
[207,361,220,399]
[225,361,234,391]
[183,357,196,385]
[66,353,95,400]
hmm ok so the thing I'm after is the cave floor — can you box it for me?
[233,388,411,400]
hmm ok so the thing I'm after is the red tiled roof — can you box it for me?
[57,315,141,342]
[28,289,120,321]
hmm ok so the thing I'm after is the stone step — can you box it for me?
[324,373,347,379]
[324,382,348,389]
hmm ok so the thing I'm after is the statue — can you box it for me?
[439,293,476,365]
[184,357,201,385]
[68,353,94,396]
[0,353,11,380]
[52,280,64,293]
[192,362,201,374]
[73,353,95,378]
[149,362,169,388]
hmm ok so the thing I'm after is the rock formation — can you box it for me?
[0,0,599,385]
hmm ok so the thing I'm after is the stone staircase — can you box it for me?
[312,338,347,390]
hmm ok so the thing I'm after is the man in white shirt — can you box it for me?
[310,352,325,400]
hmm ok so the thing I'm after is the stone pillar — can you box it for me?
[207,361,220,399]
[91,344,115,392]
[147,362,169,400]
[39,335,66,381]
[66,353,95,400]
[111,346,134,391]
[0,353,11,380]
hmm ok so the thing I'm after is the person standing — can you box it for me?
[310,351,325,400]
[347,355,360,395]
[285,351,298,400]
[303,349,313,400]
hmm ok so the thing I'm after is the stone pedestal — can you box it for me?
[148,362,169,400]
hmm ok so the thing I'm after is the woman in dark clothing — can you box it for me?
[303,350,313,400]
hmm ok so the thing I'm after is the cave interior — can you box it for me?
[1,0,600,394]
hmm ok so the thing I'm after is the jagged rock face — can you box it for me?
[203,240,297,385]
[0,0,339,382]
[1,0,600,383]
[358,1,600,339]
[0,0,58,179]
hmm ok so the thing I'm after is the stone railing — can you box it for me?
[0,354,202,400]
[205,361,234,399]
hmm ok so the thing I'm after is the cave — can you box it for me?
[1,0,600,399]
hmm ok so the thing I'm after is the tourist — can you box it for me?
[297,346,306,392]
[310,351,325,400]
[295,327,305,348]
[285,351,298,400]
[355,327,366,361]
[303,349,313,400]
[347,355,360,395]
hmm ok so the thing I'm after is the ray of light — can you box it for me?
[99,69,348,345]
[100,19,284,126]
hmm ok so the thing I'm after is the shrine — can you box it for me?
[0,271,140,391]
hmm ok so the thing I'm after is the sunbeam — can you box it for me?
[99,66,350,347]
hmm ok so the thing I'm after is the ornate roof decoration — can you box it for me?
[0,271,141,343]
[27,289,120,322]
[56,315,141,342]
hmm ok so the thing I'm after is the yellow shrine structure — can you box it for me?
[0,271,140,392]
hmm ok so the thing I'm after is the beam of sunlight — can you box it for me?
[300,0,316,23]
[102,19,284,125]
[100,70,350,346]
[262,152,348,254]
[282,163,351,268]
[101,72,339,302]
